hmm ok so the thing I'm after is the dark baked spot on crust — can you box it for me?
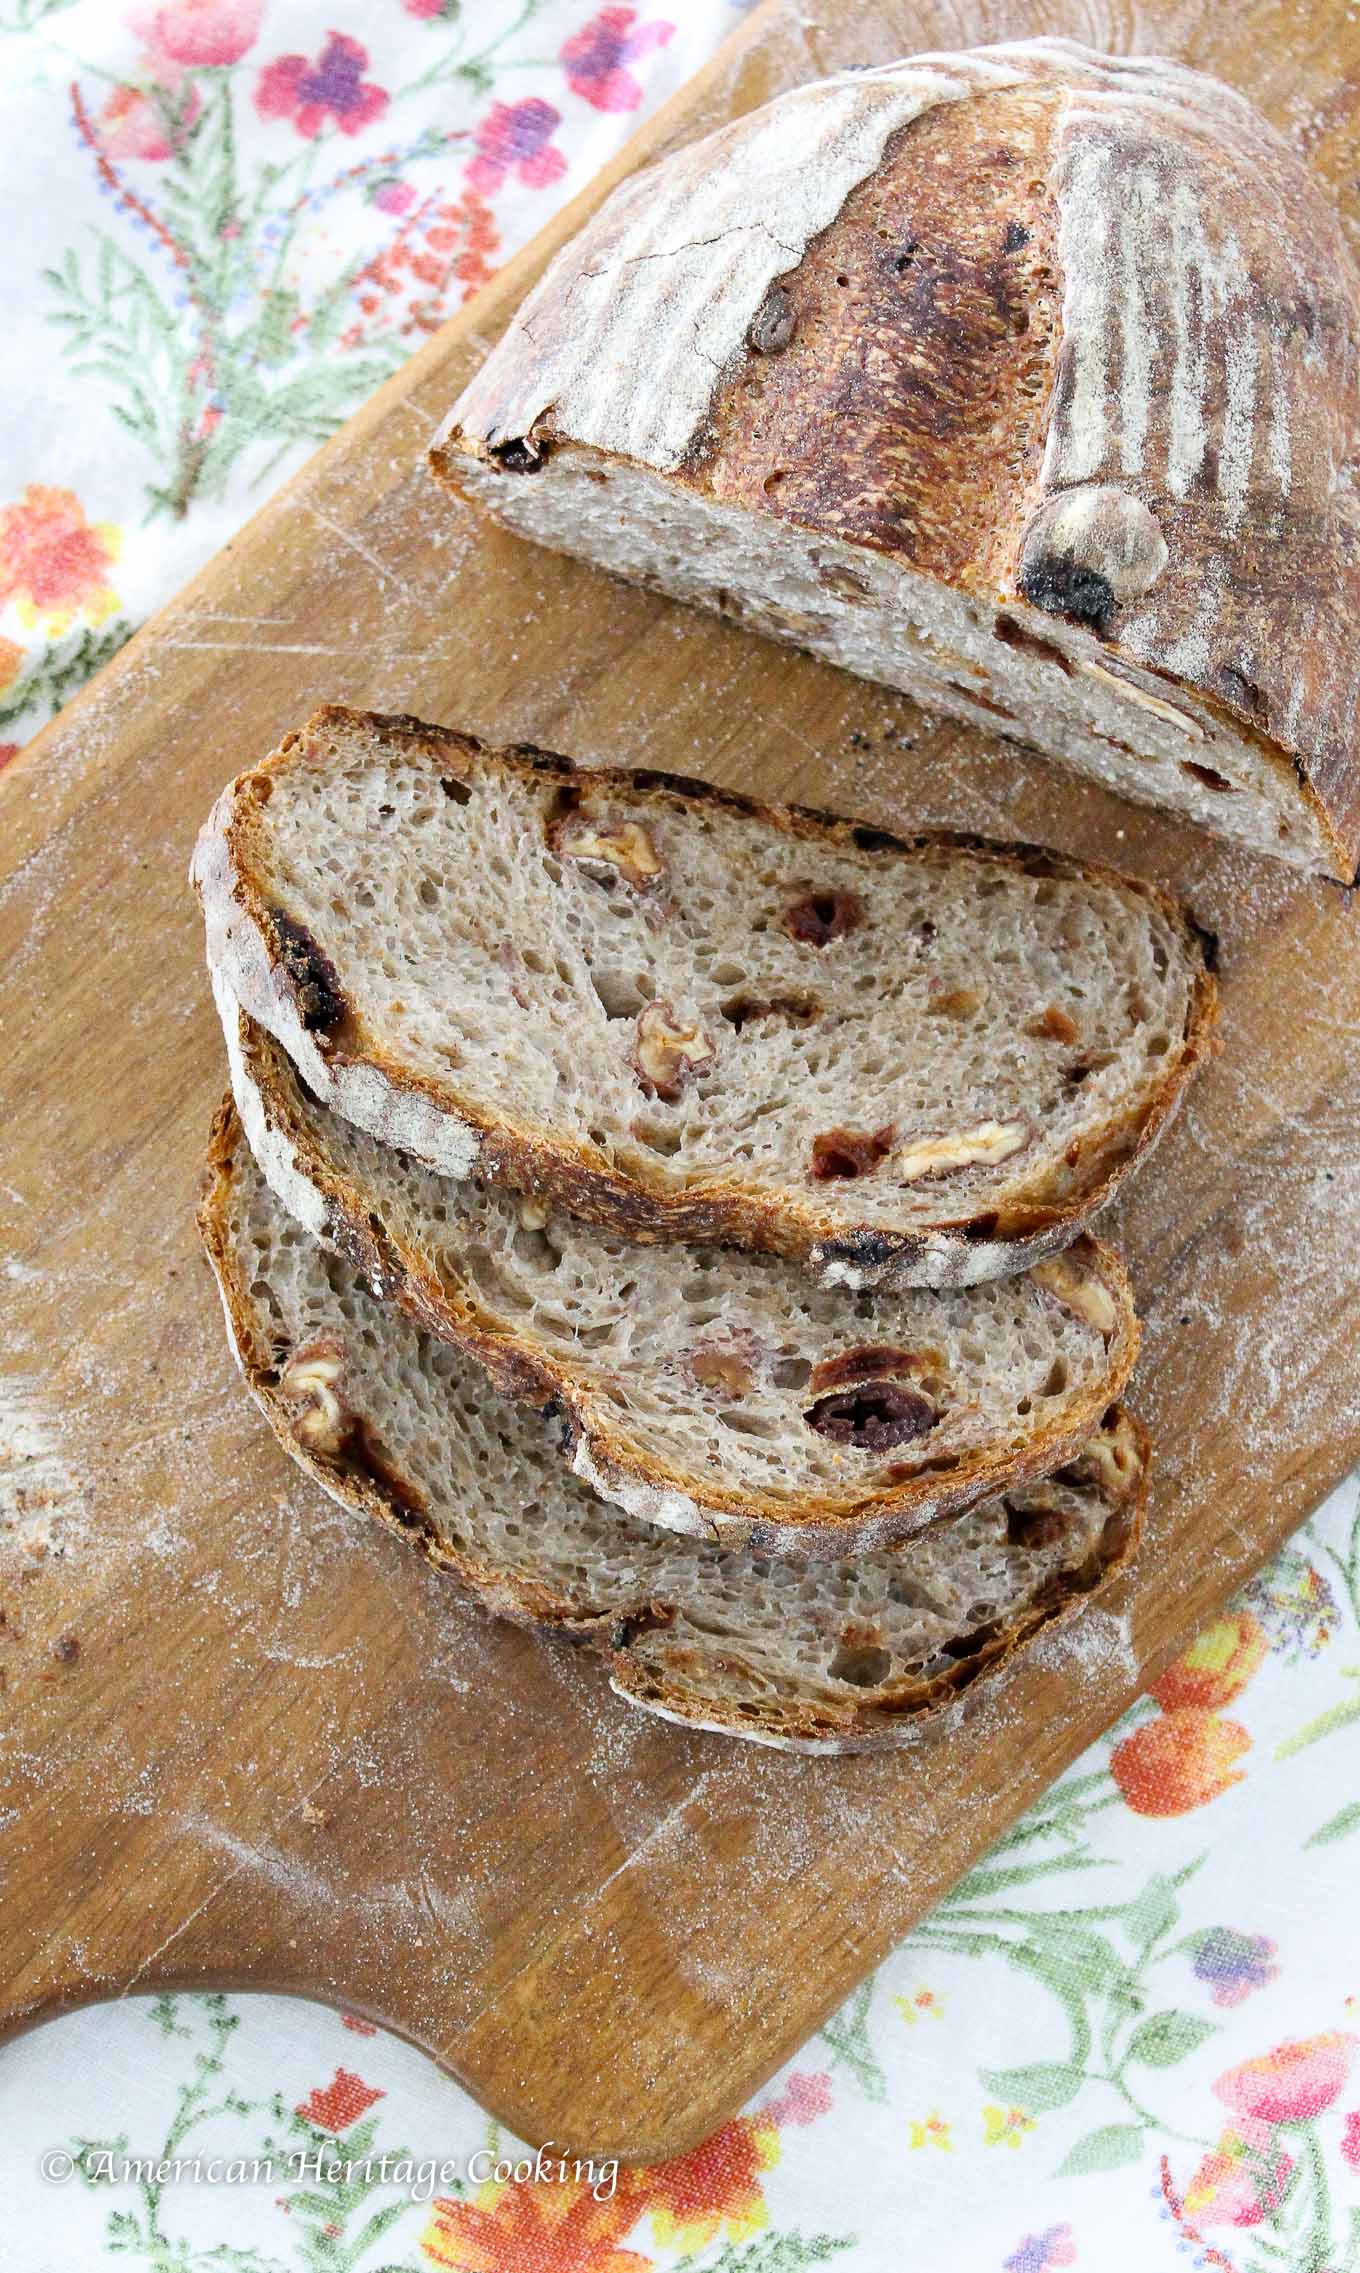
[491,436,551,473]
[814,1228,904,1278]
[1018,549,1117,631]
[850,822,907,854]
[269,910,347,1034]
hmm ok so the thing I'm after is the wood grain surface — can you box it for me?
[3,0,1360,2166]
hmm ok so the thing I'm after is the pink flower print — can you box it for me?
[403,0,457,15]
[561,8,674,114]
[761,2070,833,2128]
[1343,2110,1360,2170]
[131,0,263,69]
[1002,2226,1077,2273]
[97,76,200,158]
[370,177,416,216]
[1183,2119,1293,2228]
[467,98,567,195]
[1214,2032,1356,2125]
[256,33,388,140]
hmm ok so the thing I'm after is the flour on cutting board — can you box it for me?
[0,1377,83,1565]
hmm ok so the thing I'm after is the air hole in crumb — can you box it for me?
[633,1120,682,1156]
[1182,760,1235,793]
[828,1642,893,1687]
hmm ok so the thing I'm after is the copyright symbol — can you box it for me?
[41,2151,74,2184]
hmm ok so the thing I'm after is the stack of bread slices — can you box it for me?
[192,704,1217,1752]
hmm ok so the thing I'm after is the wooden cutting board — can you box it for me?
[4,0,1360,2167]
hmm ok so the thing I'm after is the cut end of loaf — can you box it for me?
[437,447,1348,879]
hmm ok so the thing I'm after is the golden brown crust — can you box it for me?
[691,87,1066,593]
[233,1009,1141,1553]
[200,705,1219,1291]
[198,1101,1148,1753]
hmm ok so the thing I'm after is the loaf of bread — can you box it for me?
[433,39,1360,880]
[201,1103,1146,1753]
[222,989,1139,1556]
[193,706,1215,1290]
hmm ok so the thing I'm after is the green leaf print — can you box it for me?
[1276,1668,1360,1759]
[818,1979,888,2103]
[977,2062,1084,2112]
[1126,2010,1216,2067]
[1305,1799,1360,1848]
[1056,2122,1145,2176]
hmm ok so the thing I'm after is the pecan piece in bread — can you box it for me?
[631,1001,714,1100]
[279,1335,349,1451]
[552,812,667,891]
[1034,1254,1119,1343]
[893,1118,1031,1184]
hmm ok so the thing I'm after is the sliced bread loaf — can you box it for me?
[222,986,1139,1555]
[200,1101,1147,1752]
[432,42,1360,878]
[193,706,1216,1290]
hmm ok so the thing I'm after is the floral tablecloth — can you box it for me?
[4,7,1360,2271]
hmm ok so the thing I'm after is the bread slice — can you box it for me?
[193,706,1216,1291]
[221,985,1139,1555]
[432,42,1360,879]
[200,1101,1147,1751]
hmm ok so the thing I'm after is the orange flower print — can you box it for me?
[0,635,23,688]
[420,2178,648,2273]
[1111,1709,1250,1816]
[632,2112,780,2253]
[1152,1612,1268,1713]
[295,2067,384,2133]
[0,487,121,636]
[1214,2032,1356,2125]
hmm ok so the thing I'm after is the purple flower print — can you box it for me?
[1194,1926,1280,2008]
[560,7,674,114]
[466,99,567,195]
[1003,2230,1077,2273]
[255,32,388,141]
